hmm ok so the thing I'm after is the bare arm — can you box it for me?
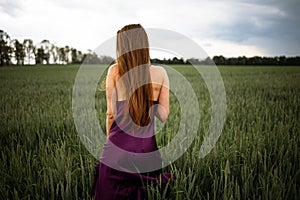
[105,65,117,138]
[156,68,170,122]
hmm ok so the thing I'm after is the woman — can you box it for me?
[91,24,174,200]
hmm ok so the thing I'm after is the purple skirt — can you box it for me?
[91,101,175,200]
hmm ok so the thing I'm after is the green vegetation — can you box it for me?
[0,65,299,199]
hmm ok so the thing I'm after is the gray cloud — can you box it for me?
[0,0,22,17]
[207,0,300,55]
[0,0,299,56]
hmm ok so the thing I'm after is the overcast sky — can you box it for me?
[0,0,299,58]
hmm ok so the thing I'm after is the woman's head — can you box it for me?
[116,24,153,127]
[116,24,150,71]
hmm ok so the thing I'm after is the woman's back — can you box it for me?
[109,64,166,100]
[108,64,169,122]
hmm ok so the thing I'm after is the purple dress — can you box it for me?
[91,100,175,200]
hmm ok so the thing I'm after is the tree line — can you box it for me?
[211,55,300,66]
[151,56,300,66]
[0,30,114,66]
[1,29,300,66]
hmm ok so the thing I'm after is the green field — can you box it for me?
[0,65,299,199]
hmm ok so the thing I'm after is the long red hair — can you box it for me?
[116,24,153,126]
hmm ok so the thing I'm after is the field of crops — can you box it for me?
[0,64,299,199]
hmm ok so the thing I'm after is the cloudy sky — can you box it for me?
[0,0,299,58]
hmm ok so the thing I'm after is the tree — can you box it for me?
[35,48,44,64]
[50,44,59,64]
[23,39,34,65]
[64,45,70,63]
[186,58,201,65]
[171,57,184,64]
[213,55,226,65]
[71,48,79,64]
[0,30,12,66]
[99,55,114,64]
[40,40,51,64]
[203,57,214,65]
[83,49,101,64]
[58,47,66,64]
[279,56,286,66]
[77,50,83,63]
[11,39,25,65]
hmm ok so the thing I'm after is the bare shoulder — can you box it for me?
[107,63,119,77]
[150,65,167,77]
[150,64,164,71]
